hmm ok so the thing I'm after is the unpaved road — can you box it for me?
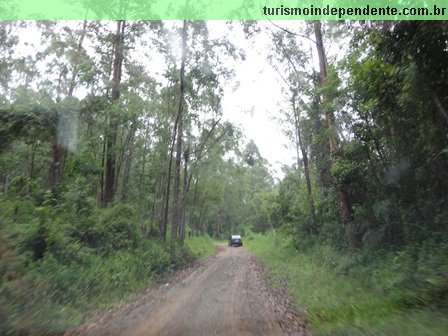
[67,245,310,336]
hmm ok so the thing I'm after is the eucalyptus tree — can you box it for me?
[158,21,241,243]
[171,20,188,242]
[312,21,360,248]
[267,27,317,231]
[0,21,24,103]
[186,123,242,237]
[36,21,95,194]
[0,22,41,195]
[102,20,126,205]
[65,20,163,207]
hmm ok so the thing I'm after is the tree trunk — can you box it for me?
[199,205,205,235]
[192,176,199,233]
[48,21,88,194]
[118,121,137,201]
[140,119,151,201]
[314,21,359,249]
[161,102,180,240]
[179,146,190,244]
[48,135,66,194]
[104,20,125,206]
[171,20,188,242]
[292,94,316,232]
[99,132,107,206]
[28,141,36,195]
[216,210,221,238]
[67,20,88,97]
[314,21,339,154]
[155,173,166,235]
[120,129,135,202]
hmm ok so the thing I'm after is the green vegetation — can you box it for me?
[246,232,448,335]
[0,21,268,334]
[0,196,215,335]
[238,21,448,334]
[1,20,447,335]
[185,235,216,259]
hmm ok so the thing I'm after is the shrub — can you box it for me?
[95,204,142,255]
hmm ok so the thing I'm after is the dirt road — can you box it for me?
[68,245,310,336]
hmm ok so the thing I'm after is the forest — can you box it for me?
[0,21,447,335]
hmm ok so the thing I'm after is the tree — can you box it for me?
[171,20,188,242]
[313,21,361,249]
[104,20,126,206]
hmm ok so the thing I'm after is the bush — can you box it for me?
[0,197,201,335]
[94,204,142,255]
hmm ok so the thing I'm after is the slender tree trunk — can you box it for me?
[312,95,331,189]
[140,150,146,199]
[118,121,137,201]
[179,146,190,244]
[140,120,151,200]
[104,20,125,206]
[314,21,339,153]
[172,20,188,243]
[156,173,166,235]
[120,135,135,202]
[161,106,180,240]
[48,136,65,194]
[192,176,199,233]
[114,128,126,193]
[100,132,107,206]
[67,20,88,97]
[160,84,178,240]
[199,205,205,235]
[28,141,36,195]
[121,152,133,201]
[216,210,221,238]
[292,95,316,232]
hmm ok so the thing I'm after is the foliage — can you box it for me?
[1,20,448,335]
[247,231,448,336]
[185,234,215,259]
[0,196,217,334]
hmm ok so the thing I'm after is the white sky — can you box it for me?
[208,21,348,179]
[208,21,297,179]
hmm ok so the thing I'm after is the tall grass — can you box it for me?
[245,231,448,336]
[185,234,216,259]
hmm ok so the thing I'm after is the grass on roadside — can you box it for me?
[245,231,448,336]
[185,234,216,259]
[1,235,216,335]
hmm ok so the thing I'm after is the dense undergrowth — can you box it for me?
[0,195,214,335]
[246,231,448,336]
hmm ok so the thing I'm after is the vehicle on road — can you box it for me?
[228,235,243,247]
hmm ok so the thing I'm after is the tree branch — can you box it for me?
[265,20,316,45]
